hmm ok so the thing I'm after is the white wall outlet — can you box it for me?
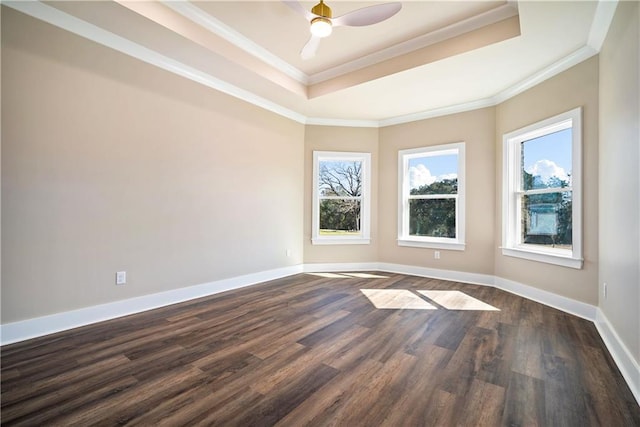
[286,249,292,257]
[434,251,441,260]
[116,271,127,285]
[603,282,607,299]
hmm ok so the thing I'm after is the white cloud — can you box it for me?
[526,159,570,184]
[409,165,457,188]
[437,173,458,181]
[409,164,436,188]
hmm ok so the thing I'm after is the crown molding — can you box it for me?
[3,0,616,129]
[305,117,379,128]
[161,0,309,85]
[379,98,497,128]
[376,44,598,127]
[492,45,598,105]
[308,2,519,85]
[3,1,308,125]
[159,0,518,89]
[587,0,618,51]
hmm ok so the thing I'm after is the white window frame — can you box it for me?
[502,107,583,269]
[397,142,466,251]
[312,151,371,245]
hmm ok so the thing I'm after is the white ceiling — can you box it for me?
[195,1,508,75]
[6,1,616,126]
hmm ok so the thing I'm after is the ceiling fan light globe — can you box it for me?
[310,17,332,38]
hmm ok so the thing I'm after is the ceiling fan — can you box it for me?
[284,1,402,59]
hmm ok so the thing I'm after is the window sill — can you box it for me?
[312,238,371,246]
[397,239,465,251]
[501,247,583,269]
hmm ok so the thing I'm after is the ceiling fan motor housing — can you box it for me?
[310,0,333,38]
[311,0,332,18]
[301,0,403,57]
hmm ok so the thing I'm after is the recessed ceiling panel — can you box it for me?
[11,0,606,123]
[195,1,506,75]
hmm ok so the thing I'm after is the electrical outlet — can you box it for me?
[286,249,292,257]
[116,271,127,285]
[434,251,441,260]
[603,282,607,299]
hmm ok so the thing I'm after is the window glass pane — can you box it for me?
[408,154,458,194]
[522,128,572,190]
[521,192,572,249]
[409,198,456,238]
[318,161,362,197]
[319,199,361,235]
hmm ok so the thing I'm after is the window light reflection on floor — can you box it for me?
[417,290,500,311]
[360,289,500,311]
[308,272,349,278]
[307,272,389,279]
[360,289,437,310]
[305,272,500,311]
[347,273,389,279]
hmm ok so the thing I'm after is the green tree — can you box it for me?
[319,161,362,232]
[409,178,457,238]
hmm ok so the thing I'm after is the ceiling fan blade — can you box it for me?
[332,2,402,27]
[282,1,316,21]
[301,35,321,59]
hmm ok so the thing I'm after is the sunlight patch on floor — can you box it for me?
[343,273,389,279]
[418,290,500,311]
[360,289,437,310]
[307,272,389,279]
[308,273,350,278]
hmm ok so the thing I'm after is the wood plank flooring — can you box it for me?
[2,272,639,426]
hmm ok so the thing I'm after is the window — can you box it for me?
[312,151,371,245]
[502,107,582,268]
[398,143,465,250]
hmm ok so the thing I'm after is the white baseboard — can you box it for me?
[2,262,637,408]
[373,263,596,321]
[0,265,303,346]
[493,276,597,321]
[595,309,640,405]
[301,262,597,320]
[302,262,380,273]
[376,262,495,287]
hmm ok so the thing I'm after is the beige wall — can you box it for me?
[378,108,496,275]
[0,5,621,329]
[1,8,304,323]
[303,125,379,264]
[598,1,639,363]
[494,57,600,304]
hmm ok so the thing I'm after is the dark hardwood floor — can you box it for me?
[2,272,639,426]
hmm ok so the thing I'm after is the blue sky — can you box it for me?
[409,154,457,189]
[410,154,458,177]
[408,154,457,189]
[408,128,572,190]
[523,128,572,181]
